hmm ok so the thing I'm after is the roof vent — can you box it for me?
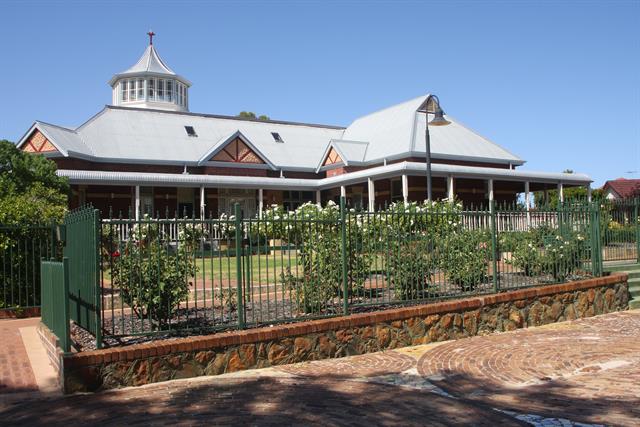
[185,126,197,137]
[271,132,284,143]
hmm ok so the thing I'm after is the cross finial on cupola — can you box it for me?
[147,30,155,45]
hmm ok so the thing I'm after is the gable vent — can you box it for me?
[271,132,284,143]
[185,126,198,137]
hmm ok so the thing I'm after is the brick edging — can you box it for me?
[0,307,41,319]
[64,273,628,369]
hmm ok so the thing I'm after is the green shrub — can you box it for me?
[440,230,489,291]
[111,219,201,326]
[388,239,437,300]
[508,226,588,281]
[507,233,543,276]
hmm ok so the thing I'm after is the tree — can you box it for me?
[237,111,270,121]
[0,139,69,225]
[0,139,69,308]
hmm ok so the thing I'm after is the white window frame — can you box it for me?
[121,80,128,102]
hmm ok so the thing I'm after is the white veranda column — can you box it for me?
[524,181,531,228]
[587,185,592,202]
[488,179,494,212]
[402,174,409,204]
[368,178,375,211]
[134,185,140,220]
[447,176,455,202]
[340,185,346,200]
[315,190,321,207]
[200,185,205,219]
[258,188,264,219]
[558,182,564,203]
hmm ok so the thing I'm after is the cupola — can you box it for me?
[108,32,191,112]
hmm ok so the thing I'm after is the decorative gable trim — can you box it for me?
[22,130,58,153]
[211,138,264,164]
[17,125,67,156]
[323,147,344,166]
[197,131,276,170]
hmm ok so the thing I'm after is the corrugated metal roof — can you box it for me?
[342,94,524,165]
[122,45,176,75]
[108,45,191,86]
[26,94,528,170]
[75,107,345,169]
[58,162,591,191]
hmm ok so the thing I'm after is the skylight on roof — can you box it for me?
[185,126,197,137]
[271,132,284,143]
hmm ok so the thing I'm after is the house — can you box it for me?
[17,35,592,219]
[602,178,640,200]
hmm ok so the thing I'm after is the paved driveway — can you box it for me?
[1,311,639,426]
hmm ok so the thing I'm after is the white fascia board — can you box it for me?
[58,169,319,191]
[108,72,192,87]
[196,130,276,170]
[58,162,591,193]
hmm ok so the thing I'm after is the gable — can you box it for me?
[21,130,58,154]
[210,138,264,164]
[323,147,344,166]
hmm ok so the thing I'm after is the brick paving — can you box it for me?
[1,311,639,426]
[278,350,416,378]
[0,318,39,395]
[417,311,640,426]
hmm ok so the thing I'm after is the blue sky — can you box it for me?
[1,0,638,187]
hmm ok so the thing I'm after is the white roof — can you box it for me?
[19,94,528,171]
[342,95,523,165]
[108,45,190,86]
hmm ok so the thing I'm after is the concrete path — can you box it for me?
[0,317,59,400]
[1,311,639,426]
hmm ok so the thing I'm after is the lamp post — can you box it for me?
[423,94,450,202]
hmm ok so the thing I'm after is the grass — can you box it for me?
[102,251,303,285]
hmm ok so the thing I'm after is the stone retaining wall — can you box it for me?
[58,274,629,393]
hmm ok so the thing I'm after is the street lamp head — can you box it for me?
[429,109,451,126]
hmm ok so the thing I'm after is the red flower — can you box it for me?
[111,250,120,258]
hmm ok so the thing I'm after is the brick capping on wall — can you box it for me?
[62,274,627,370]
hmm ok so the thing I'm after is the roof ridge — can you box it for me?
[34,120,76,133]
[104,105,347,130]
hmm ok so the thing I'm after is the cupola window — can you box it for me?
[110,33,190,111]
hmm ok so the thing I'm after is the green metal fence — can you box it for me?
[1,224,57,310]
[64,207,102,348]
[40,258,70,352]
[84,199,604,346]
[599,198,639,263]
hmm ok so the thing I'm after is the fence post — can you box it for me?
[234,203,245,329]
[50,220,57,260]
[590,205,603,277]
[93,209,103,350]
[61,257,71,353]
[340,196,349,315]
[490,200,499,293]
[635,198,640,264]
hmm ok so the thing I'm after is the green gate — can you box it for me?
[600,198,639,263]
[63,207,102,348]
[41,258,70,353]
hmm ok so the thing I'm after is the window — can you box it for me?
[121,80,128,102]
[158,79,165,101]
[184,126,197,137]
[129,79,136,101]
[271,132,284,143]
[148,78,155,101]
[166,80,173,102]
[137,78,144,99]
[283,191,314,211]
[391,179,403,202]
